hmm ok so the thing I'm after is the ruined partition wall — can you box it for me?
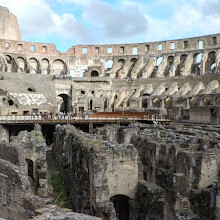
[52,124,139,220]
[96,124,220,220]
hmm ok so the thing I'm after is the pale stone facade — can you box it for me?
[0,6,220,123]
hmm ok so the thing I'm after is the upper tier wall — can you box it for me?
[0,7,21,41]
[0,33,220,57]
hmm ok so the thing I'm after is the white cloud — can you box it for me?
[145,0,220,42]
[82,0,148,41]
[0,0,92,43]
[1,0,220,50]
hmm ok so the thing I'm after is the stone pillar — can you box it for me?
[160,99,165,109]
[89,122,93,134]
[201,52,208,75]
[139,98,142,108]
[216,49,220,72]
[186,98,190,108]
[148,99,152,107]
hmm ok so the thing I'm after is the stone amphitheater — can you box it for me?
[1,5,220,220]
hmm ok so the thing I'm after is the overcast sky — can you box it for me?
[0,0,220,52]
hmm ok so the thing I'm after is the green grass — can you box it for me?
[47,152,73,210]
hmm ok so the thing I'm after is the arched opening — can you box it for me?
[164,55,174,77]
[175,54,187,76]
[58,94,69,113]
[29,58,38,74]
[17,57,26,73]
[205,51,216,73]
[91,70,99,77]
[106,60,113,69]
[110,195,130,220]
[203,96,211,107]
[156,57,163,66]
[152,98,161,108]
[190,97,198,107]
[5,55,12,64]
[127,58,137,78]
[42,58,49,74]
[26,159,34,179]
[116,59,125,78]
[192,53,202,75]
[142,99,148,108]
[104,99,107,110]
[90,99,93,110]
[215,96,220,105]
[165,97,173,109]
[8,100,14,106]
[51,59,66,75]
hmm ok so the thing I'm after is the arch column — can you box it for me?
[148,99,152,107]
[201,52,208,75]
[216,50,220,72]
[160,99,165,108]
[186,98,190,108]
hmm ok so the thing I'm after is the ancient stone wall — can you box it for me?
[53,124,140,219]
[96,123,220,219]
[0,142,44,220]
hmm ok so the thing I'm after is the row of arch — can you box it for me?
[109,50,219,79]
[0,55,68,75]
[0,51,219,79]
[142,95,220,110]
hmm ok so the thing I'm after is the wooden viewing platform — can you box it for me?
[0,114,174,125]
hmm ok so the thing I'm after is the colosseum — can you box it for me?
[0,5,220,220]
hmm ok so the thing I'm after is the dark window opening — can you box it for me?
[32,109,38,114]
[212,37,217,45]
[95,47,99,54]
[81,90,85,94]
[23,111,29,116]
[42,46,47,52]
[145,45,150,52]
[8,100,14,106]
[18,44,22,51]
[120,46,125,53]
[79,107,84,112]
[27,87,36,92]
[91,70,99,77]
[110,195,130,220]
[26,159,34,179]
[58,94,69,113]
[184,41,188,49]
[90,99,93,110]
[143,171,147,180]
